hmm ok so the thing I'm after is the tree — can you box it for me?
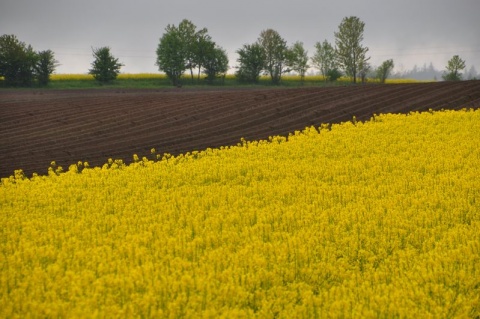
[358,60,371,84]
[466,65,478,80]
[192,27,214,81]
[156,23,188,86]
[442,55,466,81]
[286,41,309,83]
[177,19,198,82]
[257,29,288,84]
[334,16,370,83]
[203,45,229,84]
[35,50,59,86]
[235,43,266,83]
[157,19,218,86]
[376,59,394,83]
[311,40,337,82]
[89,47,123,84]
[176,19,214,82]
[0,34,38,87]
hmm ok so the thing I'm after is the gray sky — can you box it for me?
[1,0,479,74]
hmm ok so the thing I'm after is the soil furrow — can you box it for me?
[2,81,480,178]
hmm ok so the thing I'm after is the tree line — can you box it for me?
[0,16,470,87]
[158,17,378,86]
[0,34,122,87]
[0,35,58,87]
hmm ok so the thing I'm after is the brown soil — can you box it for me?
[1,81,480,178]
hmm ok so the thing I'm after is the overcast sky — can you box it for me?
[1,0,479,74]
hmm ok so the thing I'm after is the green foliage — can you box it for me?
[326,68,343,82]
[334,16,370,83]
[35,50,59,86]
[88,47,123,84]
[194,31,215,81]
[311,40,337,82]
[0,34,38,87]
[178,19,199,82]
[285,41,309,82]
[235,43,266,84]
[157,23,189,86]
[181,20,216,82]
[442,55,466,81]
[177,19,213,82]
[157,19,222,86]
[202,46,229,84]
[376,59,395,84]
[257,29,288,84]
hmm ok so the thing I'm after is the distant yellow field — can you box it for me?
[50,73,94,81]
[49,73,423,84]
[50,73,168,81]
[117,73,168,80]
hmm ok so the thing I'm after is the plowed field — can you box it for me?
[1,81,480,178]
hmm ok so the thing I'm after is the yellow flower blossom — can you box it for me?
[0,109,479,318]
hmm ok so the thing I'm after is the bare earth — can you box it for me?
[1,81,480,178]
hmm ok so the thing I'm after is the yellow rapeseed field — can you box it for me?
[50,74,94,81]
[1,109,479,318]
[49,73,422,84]
[50,73,167,81]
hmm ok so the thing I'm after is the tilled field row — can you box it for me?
[1,81,480,178]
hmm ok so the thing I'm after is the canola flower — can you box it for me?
[1,109,479,318]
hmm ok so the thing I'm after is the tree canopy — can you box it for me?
[36,50,59,86]
[235,43,266,83]
[88,47,123,83]
[0,34,59,87]
[376,59,394,83]
[203,45,229,83]
[177,19,215,82]
[311,40,337,82]
[0,34,38,87]
[257,29,288,84]
[286,42,309,82]
[334,16,370,83]
[157,19,226,86]
[442,55,466,81]
[156,23,188,86]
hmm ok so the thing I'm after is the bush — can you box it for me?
[326,68,342,82]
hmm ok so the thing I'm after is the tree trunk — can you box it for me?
[189,66,194,83]
[353,53,357,84]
